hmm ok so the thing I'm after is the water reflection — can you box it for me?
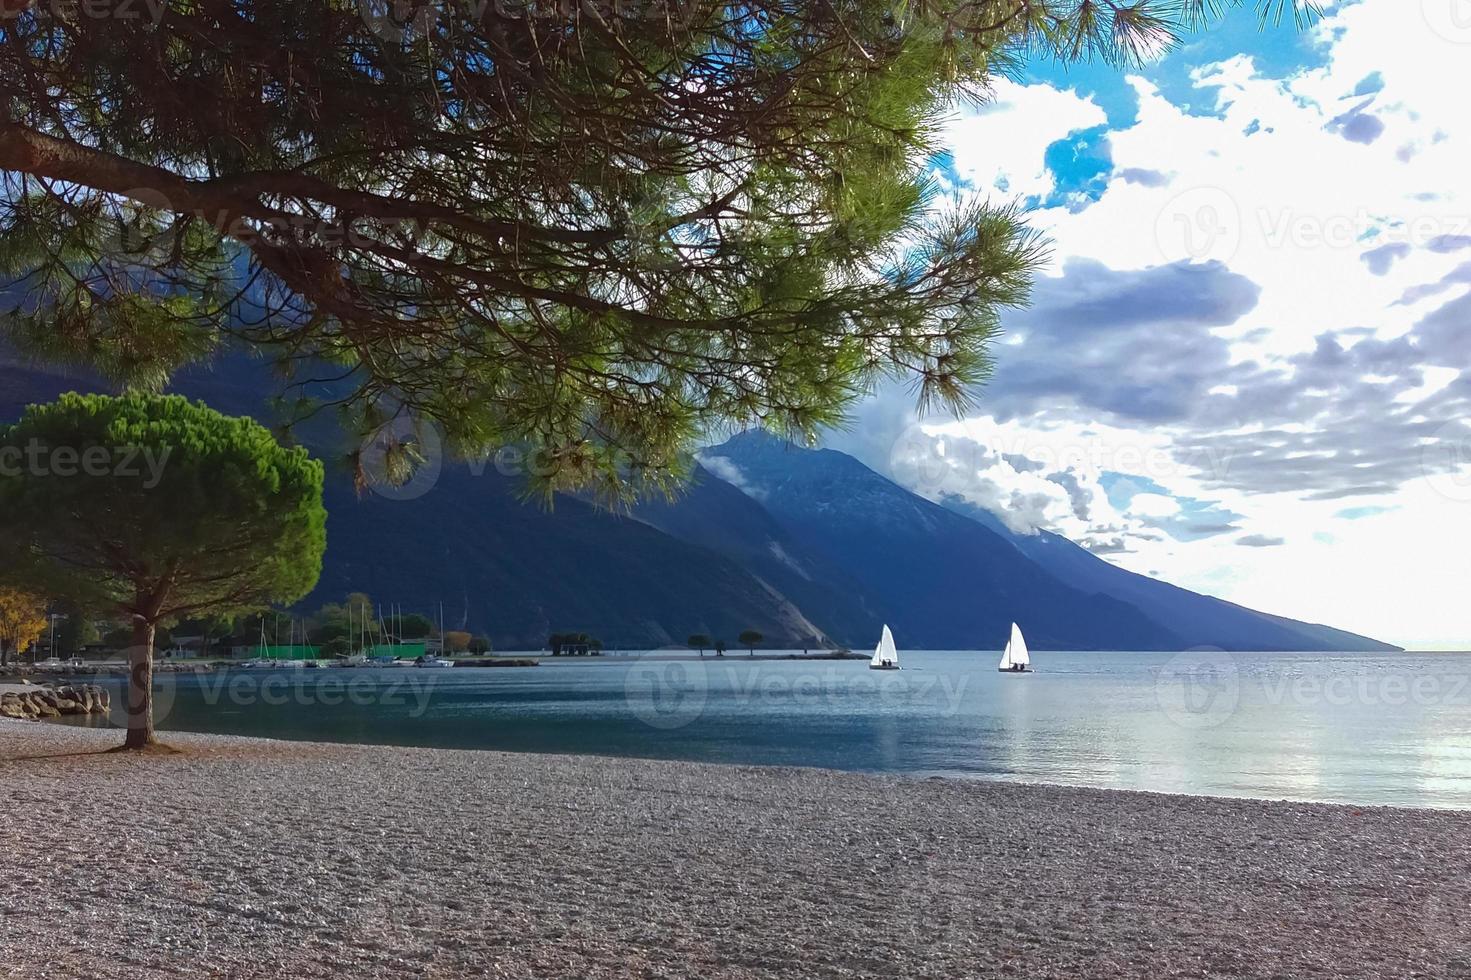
[54,649,1471,809]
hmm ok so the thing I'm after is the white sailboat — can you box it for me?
[998,622,1032,673]
[240,620,273,669]
[868,624,900,671]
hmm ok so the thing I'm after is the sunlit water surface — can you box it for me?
[61,650,1471,809]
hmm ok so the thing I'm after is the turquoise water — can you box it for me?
[66,650,1471,809]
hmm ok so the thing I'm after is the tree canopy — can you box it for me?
[0,587,47,666]
[0,392,326,745]
[0,392,326,624]
[0,0,1308,497]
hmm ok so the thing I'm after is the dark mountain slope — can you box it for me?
[700,431,1183,650]
[306,466,827,650]
[0,357,826,649]
[0,356,1400,652]
[632,464,883,645]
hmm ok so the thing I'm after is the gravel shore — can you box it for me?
[2,719,1467,979]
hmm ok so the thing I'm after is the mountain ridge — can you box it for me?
[694,429,1398,652]
[0,358,1400,651]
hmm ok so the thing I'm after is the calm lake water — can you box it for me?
[64,650,1471,809]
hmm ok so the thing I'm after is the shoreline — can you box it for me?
[39,713,1471,815]
[5,719,1469,979]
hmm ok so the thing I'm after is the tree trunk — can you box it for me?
[0,642,9,668]
[124,618,156,749]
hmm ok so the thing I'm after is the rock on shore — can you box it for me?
[0,683,110,720]
[0,662,214,681]
[2,719,1468,979]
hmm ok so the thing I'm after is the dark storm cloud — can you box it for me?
[1427,234,1471,253]
[1303,485,1402,501]
[1167,306,1471,498]
[828,254,1470,514]
[985,257,1260,425]
[1002,452,1047,473]
[1395,260,1471,306]
[1185,522,1242,536]
[988,258,1471,500]
[1046,469,1092,521]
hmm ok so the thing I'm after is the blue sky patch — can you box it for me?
[1100,471,1244,542]
[1352,71,1385,96]
[1335,504,1399,520]
[1041,125,1114,212]
[1021,8,1333,129]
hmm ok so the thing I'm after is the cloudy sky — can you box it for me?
[826,0,1471,650]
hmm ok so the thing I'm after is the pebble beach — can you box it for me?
[2,718,1468,979]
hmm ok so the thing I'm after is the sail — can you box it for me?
[1009,623,1030,666]
[871,624,899,667]
[998,640,1012,671]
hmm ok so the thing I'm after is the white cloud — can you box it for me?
[868,0,1471,647]
[1126,493,1182,519]
[697,454,764,500]
[941,79,1106,203]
